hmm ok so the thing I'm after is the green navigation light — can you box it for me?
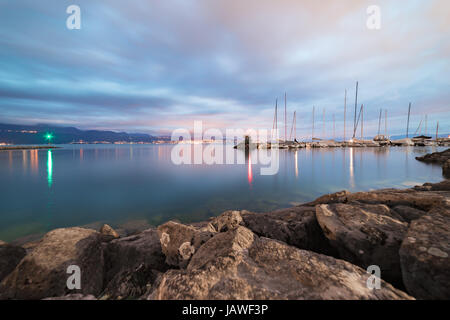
[44,132,54,144]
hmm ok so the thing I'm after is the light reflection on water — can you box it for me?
[0,144,445,242]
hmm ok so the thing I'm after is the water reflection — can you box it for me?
[349,147,355,188]
[247,152,253,187]
[47,150,53,188]
[30,150,38,174]
[294,151,299,178]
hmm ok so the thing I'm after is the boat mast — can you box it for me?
[284,92,287,142]
[385,109,388,137]
[436,121,439,140]
[333,113,335,140]
[377,109,382,136]
[312,106,315,140]
[425,114,428,136]
[344,89,347,141]
[353,81,358,138]
[289,111,296,141]
[361,104,364,139]
[406,102,411,138]
[322,108,325,139]
[272,98,278,140]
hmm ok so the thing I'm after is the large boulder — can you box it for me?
[241,206,336,256]
[0,227,104,299]
[103,228,167,298]
[315,203,408,286]
[308,188,448,212]
[399,206,450,299]
[148,226,412,300]
[157,221,215,268]
[0,242,26,282]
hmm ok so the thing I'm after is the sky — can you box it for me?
[0,0,449,138]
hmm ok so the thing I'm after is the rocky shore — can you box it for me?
[1,150,449,300]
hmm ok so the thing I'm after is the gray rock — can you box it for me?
[392,205,426,223]
[399,206,450,299]
[101,263,161,300]
[157,221,215,268]
[148,227,412,300]
[0,227,104,300]
[241,206,336,256]
[103,228,167,289]
[315,203,408,286]
[0,242,26,282]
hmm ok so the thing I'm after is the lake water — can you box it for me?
[0,144,445,242]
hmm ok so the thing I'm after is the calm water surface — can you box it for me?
[0,144,445,241]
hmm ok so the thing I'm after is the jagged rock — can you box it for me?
[99,224,120,241]
[0,227,104,300]
[315,203,408,286]
[307,190,350,205]
[148,226,412,300]
[0,242,26,282]
[416,148,450,164]
[347,190,447,211]
[399,206,450,299]
[417,180,450,191]
[43,294,96,300]
[392,205,426,223]
[210,210,244,232]
[157,221,215,268]
[241,206,336,255]
[101,263,161,300]
[103,228,167,291]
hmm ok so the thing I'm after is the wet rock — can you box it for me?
[315,203,408,286]
[241,206,336,256]
[0,242,26,282]
[416,148,450,164]
[103,228,167,290]
[157,221,215,268]
[148,226,412,300]
[399,206,450,299]
[99,224,120,241]
[417,180,450,191]
[0,227,104,300]
[392,205,426,223]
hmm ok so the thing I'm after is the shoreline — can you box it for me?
[0,145,61,151]
[0,149,449,300]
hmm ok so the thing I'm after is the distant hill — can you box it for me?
[0,123,163,144]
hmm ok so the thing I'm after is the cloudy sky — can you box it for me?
[0,0,449,138]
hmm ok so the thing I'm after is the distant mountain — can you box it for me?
[0,123,165,144]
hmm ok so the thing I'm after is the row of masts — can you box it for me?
[271,82,441,142]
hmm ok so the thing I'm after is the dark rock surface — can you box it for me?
[0,242,26,282]
[399,206,450,299]
[0,227,104,300]
[103,228,167,296]
[315,203,408,286]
